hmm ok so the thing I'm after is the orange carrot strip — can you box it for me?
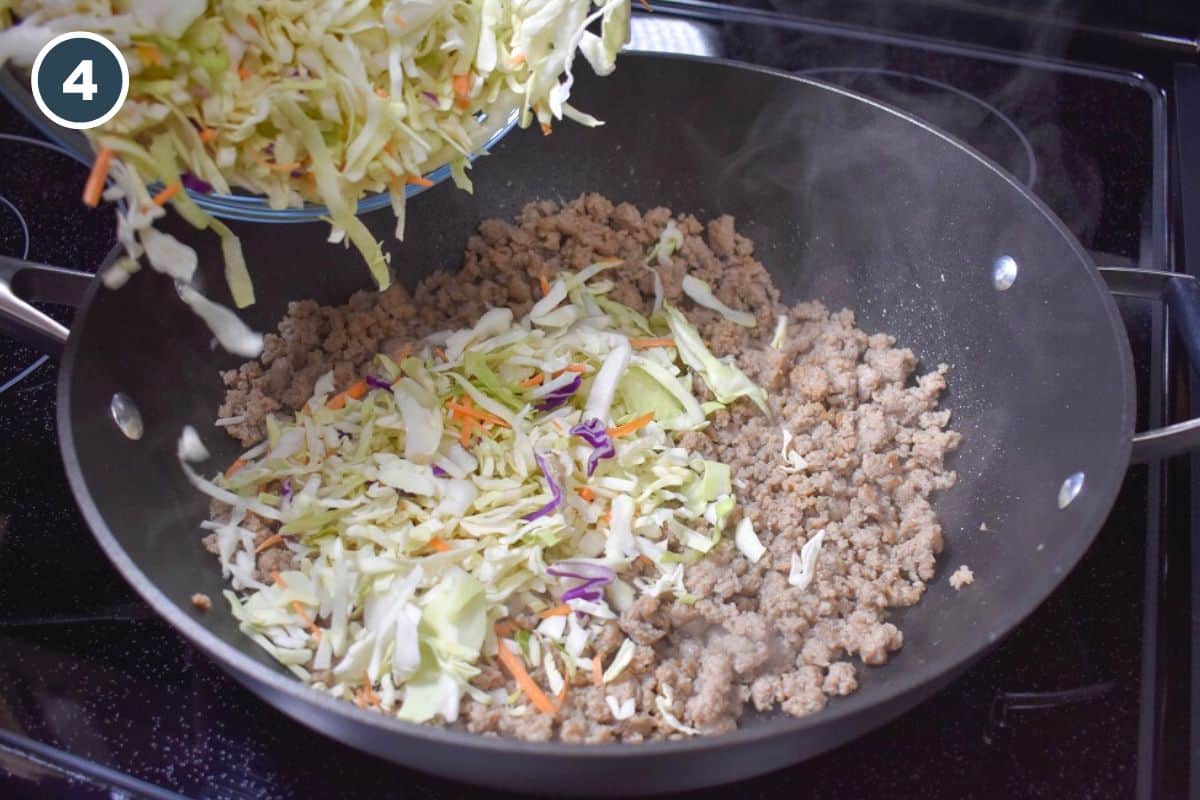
[452,73,471,97]
[508,52,526,66]
[495,619,518,637]
[355,690,367,709]
[406,174,434,187]
[362,672,381,706]
[519,373,545,388]
[540,122,553,136]
[539,275,550,295]
[152,181,181,206]
[254,533,285,554]
[539,604,571,619]
[291,601,322,639]
[428,537,452,553]
[375,87,388,98]
[455,97,470,110]
[630,337,676,349]
[447,401,511,429]
[609,411,655,438]
[199,128,218,144]
[82,148,114,208]
[326,379,368,410]
[434,346,446,361]
[553,363,590,376]
[237,66,251,80]
[458,415,481,447]
[640,0,652,10]
[556,683,568,708]
[496,630,558,715]
[592,657,604,687]
[135,43,162,66]
[224,458,247,478]
[577,486,595,502]
[270,570,287,588]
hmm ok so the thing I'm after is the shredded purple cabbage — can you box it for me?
[569,417,616,476]
[548,560,615,603]
[535,373,582,412]
[522,453,563,521]
[180,173,213,194]
[280,478,292,501]
[432,465,448,478]
[422,91,438,105]
[562,577,606,603]
[365,375,392,391]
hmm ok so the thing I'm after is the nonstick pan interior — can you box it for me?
[57,55,1135,792]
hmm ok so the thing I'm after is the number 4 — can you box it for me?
[62,59,98,101]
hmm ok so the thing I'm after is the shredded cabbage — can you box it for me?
[0,0,630,346]
[185,263,767,722]
[663,304,769,414]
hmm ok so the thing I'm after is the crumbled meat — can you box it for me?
[212,195,959,741]
[949,565,975,589]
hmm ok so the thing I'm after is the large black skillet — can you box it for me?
[2,54,1199,793]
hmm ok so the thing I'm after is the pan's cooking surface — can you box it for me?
[0,16,1183,800]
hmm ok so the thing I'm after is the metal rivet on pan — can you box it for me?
[992,255,1018,290]
[110,392,144,441]
[1057,471,1084,509]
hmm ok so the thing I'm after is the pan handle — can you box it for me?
[1100,267,1200,462]
[0,255,93,355]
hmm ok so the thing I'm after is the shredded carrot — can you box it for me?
[291,601,322,639]
[362,672,381,706]
[452,73,471,97]
[539,275,551,295]
[577,486,595,502]
[375,86,389,98]
[406,174,434,187]
[556,682,568,708]
[640,0,652,10]
[495,619,518,637]
[355,690,367,709]
[609,411,655,438]
[326,379,368,410]
[539,604,571,619]
[224,458,247,478]
[540,121,553,136]
[254,533,285,554]
[458,414,481,447]
[152,181,181,206]
[630,337,676,349]
[603,511,613,525]
[592,657,604,686]
[270,570,287,588]
[446,400,511,428]
[496,629,558,715]
[199,127,218,144]
[237,66,251,80]
[554,363,590,375]
[635,555,654,569]
[392,14,406,25]
[82,147,114,208]
[519,373,545,388]
[135,43,162,66]
[455,97,471,110]
[434,346,447,361]
[508,52,526,66]
[428,537,452,553]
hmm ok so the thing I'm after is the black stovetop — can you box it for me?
[0,7,1193,800]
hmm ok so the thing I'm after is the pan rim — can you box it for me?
[57,51,1136,762]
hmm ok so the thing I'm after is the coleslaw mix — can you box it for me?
[178,243,775,728]
[0,0,630,354]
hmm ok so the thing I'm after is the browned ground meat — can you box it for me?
[213,194,960,741]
